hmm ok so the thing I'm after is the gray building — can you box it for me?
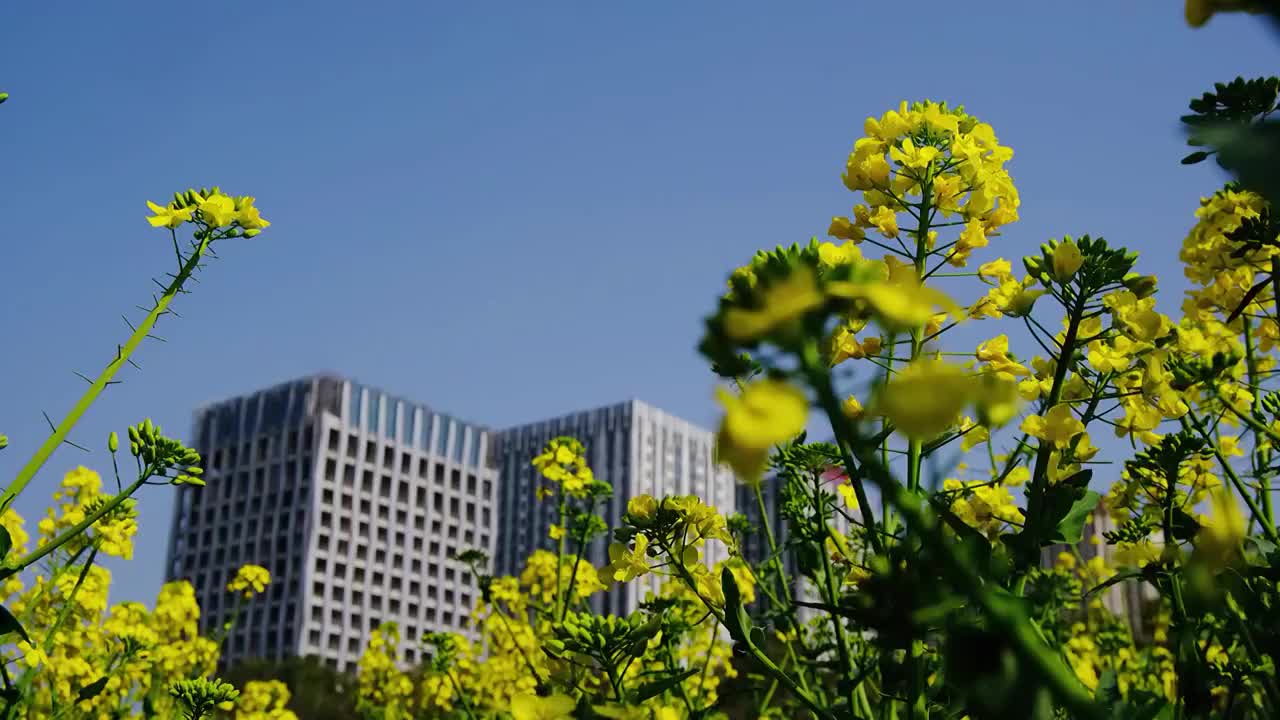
[493,399,738,615]
[164,374,498,671]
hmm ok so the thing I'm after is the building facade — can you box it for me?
[492,400,737,615]
[164,375,498,671]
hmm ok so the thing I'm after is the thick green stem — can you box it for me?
[1024,290,1088,553]
[1,237,209,512]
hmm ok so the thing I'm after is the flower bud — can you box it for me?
[130,442,140,456]
[127,426,141,445]
[1051,241,1084,283]
[108,432,119,453]
[0,93,8,105]
[243,229,261,238]
[0,434,7,450]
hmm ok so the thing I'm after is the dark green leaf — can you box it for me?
[630,669,698,704]
[1170,508,1201,543]
[1048,490,1101,545]
[76,677,109,703]
[1198,121,1280,210]
[0,526,11,563]
[1180,150,1212,165]
[720,567,751,645]
[0,605,30,645]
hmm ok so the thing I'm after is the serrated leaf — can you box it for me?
[0,605,30,645]
[1049,490,1101,545]
[76,676,109,703]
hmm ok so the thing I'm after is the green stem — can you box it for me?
[2,475,148,576]
[1,237,210,512]
[813,479,860,716]
[801,343,884,555]
[815,376,1102,718]
[1024,289,1088,557]
[1182,413,1279,542]
[1242,319,1275,531]
[559,499,595,621]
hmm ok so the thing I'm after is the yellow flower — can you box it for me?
[511,694,577,720]
[869,205,899,238]
[197,193,237,227]
[715,380,808,482]
[829,273,962,331]
[1194,488,1245,568]
[976,335,1030,378]
[234,196,270,231]
[145,201,194,229]
[842,395,864,420]
[827,218,865,244]
[227,564,271,598]
[889,138,940,170]
[602,535,650,583]
[874,359,976,439]
[978,258,1013,284]
[626,495,658,524]
[548,524,565,540]
[1021,404,1084,448]
[1051,240,1084,282]
[723,268,825,342]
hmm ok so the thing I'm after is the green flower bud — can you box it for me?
[0,434,7,450]
[0,93,9,105]
[108,432,118,453]
[127,426,141,445]
[129,442,140,456]
[243,228,261,238]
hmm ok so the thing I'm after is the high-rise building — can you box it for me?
[164,374,498,671]
[492,399,738,615]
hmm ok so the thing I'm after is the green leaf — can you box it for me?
[1048,490,1101,545]
[720,567,751,646]
[1084,570,1144,599]
[76,677,109,703]
[1180,150,1212,165]
[1197,121,1280,209]
[0,605,30,645]
[630,669,698,704]
[0,526,11,564]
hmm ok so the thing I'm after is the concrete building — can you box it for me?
[164,374,498,671]
[492,399,737,616]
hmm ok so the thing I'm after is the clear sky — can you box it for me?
[0,2,1277,604]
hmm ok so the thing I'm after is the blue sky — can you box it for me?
[0,2,1277,604]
